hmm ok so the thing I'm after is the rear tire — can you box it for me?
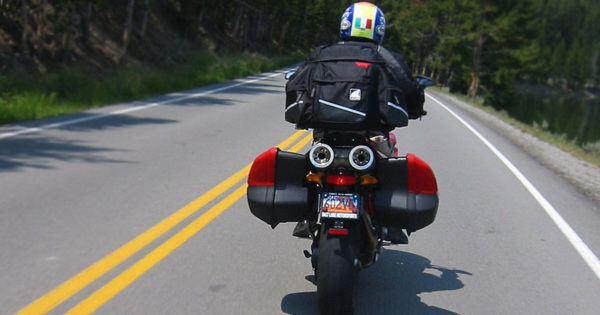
[317,224,357,315]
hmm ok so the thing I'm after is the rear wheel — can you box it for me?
[317,223,357,315]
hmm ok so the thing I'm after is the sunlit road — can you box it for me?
[1,70,599,314]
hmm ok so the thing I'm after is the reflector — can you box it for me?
[247,148,278,186]
[407,153,438,194]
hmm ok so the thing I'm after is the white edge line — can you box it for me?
[426,92,600,280]
[0,71,285,140]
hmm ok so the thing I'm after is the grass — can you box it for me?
[0,51,305,125]
[431,87,600,167]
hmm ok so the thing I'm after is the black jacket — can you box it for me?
[285,41,425,133]
[305,41,425,120]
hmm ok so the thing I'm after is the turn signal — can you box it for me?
[306,173,322,184]
[360,175,378,185]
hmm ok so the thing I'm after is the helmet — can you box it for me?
[340,2,386,44]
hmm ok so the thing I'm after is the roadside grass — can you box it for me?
[0,51,305,125]
[431,87,600,168]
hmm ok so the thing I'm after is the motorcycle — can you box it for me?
[247,76,438,314]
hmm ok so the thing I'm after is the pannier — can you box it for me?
[373,154,439,232]
[247,148,312,228]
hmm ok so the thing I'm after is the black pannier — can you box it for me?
[373,156,439,232]
[247,148,312,228]
[285,43,410,131]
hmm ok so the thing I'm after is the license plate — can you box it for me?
[321,193,359,219]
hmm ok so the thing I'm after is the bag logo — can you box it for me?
[349,89,361,101]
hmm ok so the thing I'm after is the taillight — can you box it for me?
[326,175,356,186]
[328,228,349,236]
[248,148,277,186]
[407,153,438,194]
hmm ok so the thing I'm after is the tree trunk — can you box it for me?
[577,94,594,145]
[80,2,93,45]
[279,18,290,46]
[468,35,485,98]
[121,0,135,62]
[36,0,48,59]
[20,0,29,57]
[140,0,150,38]
[232,6,245,38]
[242,11,251,49]
[468,71,480,98]
[255,5,264,44]
[61,6,75,62]
[592,50,599,87]
[196,3,204,35]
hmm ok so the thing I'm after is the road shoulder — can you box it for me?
[428,90,600,205]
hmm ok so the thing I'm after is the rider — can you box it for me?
[294,2,424,244]
[312,1,425,157]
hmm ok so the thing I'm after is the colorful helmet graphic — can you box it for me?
[340,2,386,44]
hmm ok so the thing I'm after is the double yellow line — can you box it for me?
[18,130,313,315]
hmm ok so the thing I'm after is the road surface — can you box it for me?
[1,70,599,314]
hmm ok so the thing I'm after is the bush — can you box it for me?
[583,141,600,158]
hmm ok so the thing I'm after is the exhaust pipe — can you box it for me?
[309,143,334,169]
[349,145,374,170]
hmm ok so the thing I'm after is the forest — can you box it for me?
[1,0,599,145]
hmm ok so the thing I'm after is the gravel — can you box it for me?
[429,90,600,204]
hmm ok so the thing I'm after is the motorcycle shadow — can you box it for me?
[281,249,470,315]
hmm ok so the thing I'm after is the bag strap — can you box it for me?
[308,57,385,64]
[308,42,385,64]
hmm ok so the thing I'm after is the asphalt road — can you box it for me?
[1,70,599,314]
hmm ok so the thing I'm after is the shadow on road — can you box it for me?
[0,74,283,172]
[0,114,177,171]
[162,83,282,107]
[159,80,283,107]
[281,249,471,315]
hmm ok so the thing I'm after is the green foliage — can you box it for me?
[0,52,305,125]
